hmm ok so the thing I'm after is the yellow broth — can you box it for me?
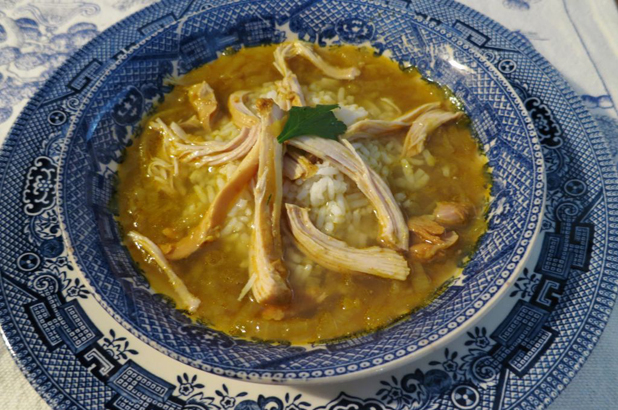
[116,44,490,344]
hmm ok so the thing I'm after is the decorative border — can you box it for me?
[0,0,616,409]
[51,0,544,381]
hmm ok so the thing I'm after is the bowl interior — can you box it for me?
[58,0,544,382]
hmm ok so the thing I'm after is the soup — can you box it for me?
[116,42,490,344]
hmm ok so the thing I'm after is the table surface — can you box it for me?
[0,0,617,409]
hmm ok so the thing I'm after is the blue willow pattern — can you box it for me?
[0,1,616,410]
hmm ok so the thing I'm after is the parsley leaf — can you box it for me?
[277,104,347,144]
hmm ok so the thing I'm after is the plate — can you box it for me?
[0,0,616,409]
[54,0,542,383]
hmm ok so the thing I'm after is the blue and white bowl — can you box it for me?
[52,0,544,384]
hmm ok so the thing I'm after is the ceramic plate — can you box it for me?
[54,0,543,383]
[0,0,616,409]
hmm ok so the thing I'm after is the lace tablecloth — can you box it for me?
[1,0,617,408]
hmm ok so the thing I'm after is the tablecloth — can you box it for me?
[1,0,617,409]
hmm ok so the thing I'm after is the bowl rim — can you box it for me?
[52,0,546,384]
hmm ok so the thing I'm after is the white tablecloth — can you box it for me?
[1,0,617,408]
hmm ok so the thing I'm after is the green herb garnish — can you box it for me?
[277,104,347,144]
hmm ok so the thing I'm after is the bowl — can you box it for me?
[55,0,545,384]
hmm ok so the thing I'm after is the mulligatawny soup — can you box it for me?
[117,42,490,344]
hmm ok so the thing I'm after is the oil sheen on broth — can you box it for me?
[117,43,490,344]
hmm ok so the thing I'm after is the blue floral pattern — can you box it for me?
[65,277,91,299]
[177,373,206,397]
[102,329,139,361]
[509,268,540,298]
[0,11,98,124]
[0,0,157,134]
[0,1,616,410]
[373,332,499,410]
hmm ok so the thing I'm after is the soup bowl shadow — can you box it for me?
[56,0,545,384]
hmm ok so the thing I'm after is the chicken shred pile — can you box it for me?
[407,201,473,263]
[287,137,409,252]
[343,101,463,158]
[127,231,201,313]
[249,99,291,305]
[286,204,409,280]
[131,41,469,312]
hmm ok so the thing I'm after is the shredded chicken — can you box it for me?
[273,41,360,110]
[127,231,200,313]
[274,76,305,111]
[273,44,306,110]
[283,151,318,180]
[228,90,259,128]
[147,157,178,194]
[187,81,218,132]
[249,99,292,305]
[177,115,202,133]
[396,102,442,123]
[433,201,473,227]
[190,127,258,167]
[238,273,257,301]
[407,215,445,243]
[344,102,441,140]
[273,42,297,78]
[146,120,180,193]
[152,118,197,147]
[153,118,258,167]
[402,109,463,157]
[409,231,459,263]
[408,215,459,263]
[160,143,260,260]
[288,137,409,251]
[286,204,410,280]
[277,42,361,80]
[344,119,409,140]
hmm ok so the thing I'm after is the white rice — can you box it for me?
[156,78,440,285]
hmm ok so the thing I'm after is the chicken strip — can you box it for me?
[160,143,259,260]
[187,81,218,132]
[407,215,445,243]
[274,76,305,111]
[273,42,361,110]
[409,231,459,263]
[288,137,409,251]
[433,201,473,227]
[402,109,463,157]
[153,119,258,167]
[128,231,200,313]
[250,99,292,305]
[286,204,410,280]
[146,119,180,194]
[276,42,361,80]
[228,90,259,128]
[408,215,460,263]
[187,126,258,167]
[274,43,306,111]
[343,102,440,140]
[283,151,318,180]
[177,115,202,133]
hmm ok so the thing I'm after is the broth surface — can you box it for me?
[117,44,490,343]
